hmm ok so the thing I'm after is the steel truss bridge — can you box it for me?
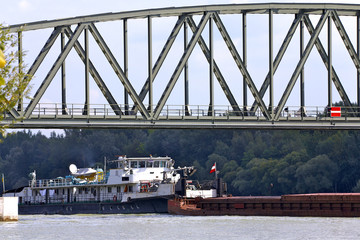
[4,3,360,130]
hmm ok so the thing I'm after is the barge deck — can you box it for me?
[168,193,360,217]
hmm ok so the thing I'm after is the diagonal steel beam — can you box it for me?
[25,27,62,82]
[24,24,86,118]
[303,14,354,114]
[275,10,330,120]
[212,12,271,119]
[64,27,122,115]
[154,12,211,119]
[331,11,360,70]
[8,27,61,118]
[8,108,20,119]
[88,23,150,119]
[250,13,304,114]
[331,9,360,115]
[131,15,186,113]
[187,16,242,116]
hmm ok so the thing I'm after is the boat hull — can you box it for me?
[19,197,169,215]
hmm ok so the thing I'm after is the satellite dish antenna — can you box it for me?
[69,164,78,174]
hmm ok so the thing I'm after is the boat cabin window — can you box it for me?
[159,161,166,167]
[146,161,153,168]
[108,187,112,193]
[139,161,146,168]
[130,161,138,168]
[154,161,160,168]
[117,161,125,169]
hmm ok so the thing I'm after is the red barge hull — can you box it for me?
[168,193,360,217]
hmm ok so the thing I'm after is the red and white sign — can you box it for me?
[330,107,341,117]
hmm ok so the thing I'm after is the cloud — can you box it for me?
[18,0,31,11]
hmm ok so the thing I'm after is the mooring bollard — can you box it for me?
[0,197,19,221]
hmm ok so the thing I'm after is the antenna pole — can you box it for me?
[215,162,218,180]
[2,173,5,194]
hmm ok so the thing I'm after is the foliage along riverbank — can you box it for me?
[1,129,360,196]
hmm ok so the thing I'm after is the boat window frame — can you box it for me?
[130,160,138,168]
[146,161,153,168]
[139,161,146,168]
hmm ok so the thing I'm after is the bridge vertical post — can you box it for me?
[124,19,129,115]
[300,15,305,117]
[184,18,190,116]
[17,31,23,115]
[269,9,274,119]
[83,26,90,116]
[61,30,67,115]
[357,14,360,114]
[243,12,248,114]
[209,14,214,117]
[328,14,332,109]
[148,16,153,116]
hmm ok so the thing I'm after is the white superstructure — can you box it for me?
[3,156,183,205]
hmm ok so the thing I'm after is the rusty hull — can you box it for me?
[168,193,360,217]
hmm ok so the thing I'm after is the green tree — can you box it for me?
[0,24,31,138]
[295,154,339,193]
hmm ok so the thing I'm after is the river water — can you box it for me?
[1,214,360,240]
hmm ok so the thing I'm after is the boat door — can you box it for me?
[67,188,70,203]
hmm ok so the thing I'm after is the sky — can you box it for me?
[2,0,360,136]
[3,0,360,25]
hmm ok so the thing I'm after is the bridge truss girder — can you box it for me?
[4,3,360,129]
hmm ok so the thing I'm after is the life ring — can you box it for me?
[113,195,117,201]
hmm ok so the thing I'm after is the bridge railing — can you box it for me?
[14,103,360,119]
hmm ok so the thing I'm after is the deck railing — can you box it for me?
[21,103,360,119]
[29,176,107,188]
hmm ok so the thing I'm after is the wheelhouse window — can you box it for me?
[117,161,124,169]
[130,161,138,168]
[154,161,160,168]
[146,161,153,168]
[159,161,166,167]
[139,161,146,168]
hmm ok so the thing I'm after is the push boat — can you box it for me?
[3,156,195,215]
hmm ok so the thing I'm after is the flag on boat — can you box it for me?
[210,163,216,173]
